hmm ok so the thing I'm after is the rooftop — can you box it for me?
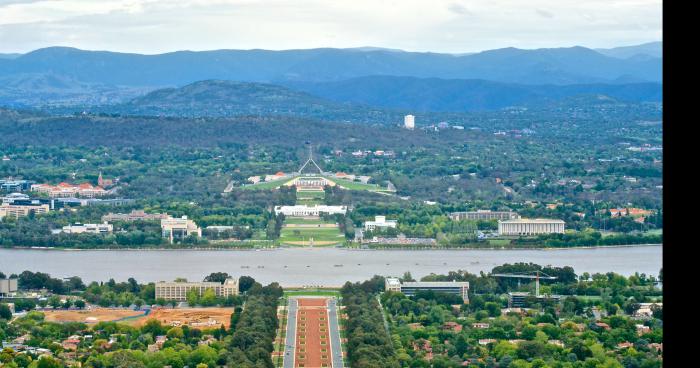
[499,218,565,224]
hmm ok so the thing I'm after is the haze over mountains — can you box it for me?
[0,42,662,114]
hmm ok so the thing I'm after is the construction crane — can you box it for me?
[492,271,558,297]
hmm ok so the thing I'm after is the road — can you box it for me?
[327,298,345,368]
[282,298,298,368]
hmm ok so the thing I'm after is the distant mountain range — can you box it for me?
[284,76,661,112]
[595,42,662,60]
[0,42,662,113]
[0,43,661,87]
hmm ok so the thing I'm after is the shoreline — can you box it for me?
[0,243,662,252]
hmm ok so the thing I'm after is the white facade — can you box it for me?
[161,216,202,243]
[404,115,415,130]
[498,218,565,235]
[274,205,347,217]
[61,222,113,234]
[364,215,398,231]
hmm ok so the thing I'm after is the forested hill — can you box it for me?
[113,80,373,119]
[284,76,662,112]
[102,79,661,119]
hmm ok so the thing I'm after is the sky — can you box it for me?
[0,0,662,54]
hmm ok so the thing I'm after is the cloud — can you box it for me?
[448,2,473,16]
[535,9,554,18]
[0,0,662,54]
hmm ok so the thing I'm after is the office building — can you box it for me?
[363,215,398,231]
[385,278,469,303]
[0,278,18,296]
[155,278,239,301]
[404,115,415,130]
[450,210,520,221]
[161,216,202,243]
[60,222,113,234]
[498,218,565,235]
[0,179,33,192]
[102,210,169,222]
[0,202,50,219]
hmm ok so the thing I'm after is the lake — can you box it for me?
[0,246,662,287]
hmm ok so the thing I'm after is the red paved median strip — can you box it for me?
[295,298,332,368]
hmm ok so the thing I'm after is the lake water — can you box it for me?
[0,246,662,287]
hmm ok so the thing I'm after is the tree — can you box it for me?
[238,276,255,293]
[74,299,86,309]
[186,289,199,306]
[0,304,11,320]
[48,296,62,309]
[204,272,230,283]
[200,288,218,307]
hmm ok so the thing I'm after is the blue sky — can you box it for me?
[0,0,662,54]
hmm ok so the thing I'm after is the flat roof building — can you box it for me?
[364,215,398,231]
[161,216,202,243]
[0,202,50,220]
[450,210,520,221]
[274,204,347,217]
[60,222,113,235]
[102,210,169,222]
[498,218,565,236]
[0,278,18,296]
[155,278,239,301]
[385,277,469,303]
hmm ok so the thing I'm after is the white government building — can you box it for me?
[274,204,347,217]
[497,218,565,235]
[161,216,202,243]
[155,278,239,301]
[363,215,398,231]
[60,222,113,234]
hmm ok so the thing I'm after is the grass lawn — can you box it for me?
[240,178,292,190]
[488,239,512,246]
[279,217,344,246]
[325,177,393,192]
[283,217,328,225]
[280,227,344,246]
[284,289,341,297]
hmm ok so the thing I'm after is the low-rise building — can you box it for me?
[31,182,107,198]
[0,179,33,192]
[449,210,520,221]
[363,215,397,231]
[60,222,113,234]
[155,278,239,301]
[102,210,169,222]
[273,205,347,217]
[0,202,50,219]
[161,216,202,243]
[385,278,469,303]
[498,218,565,235]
